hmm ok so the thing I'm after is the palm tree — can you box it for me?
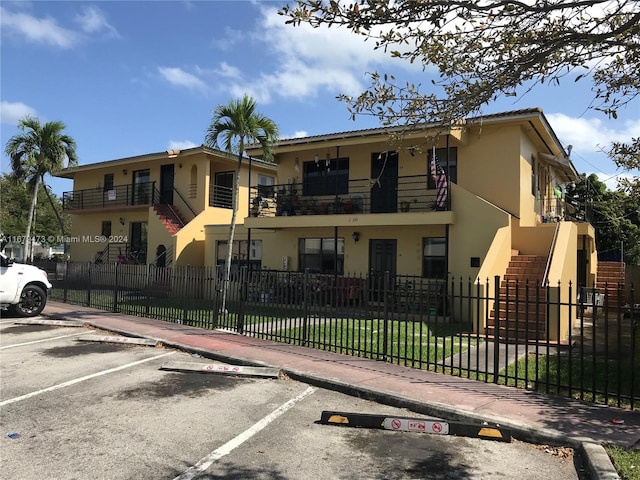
[205,96,278,312]
[5,117,78,261]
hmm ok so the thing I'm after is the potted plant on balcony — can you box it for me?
[343,199,354,214]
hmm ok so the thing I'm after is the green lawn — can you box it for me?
[605,444,640,480]
[502,352,639,410]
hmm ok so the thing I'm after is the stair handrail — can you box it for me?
[165,203,186,227]
[173,186,197,218]
[542,222,560,286]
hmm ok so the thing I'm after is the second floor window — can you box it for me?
[427,148,457,189]
[103,174,114,191]
[257,174,275,198]
[303,157,349,196]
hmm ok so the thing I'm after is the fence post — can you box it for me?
[145,263,152,316]
[493,275,501,383]
[63,260,69,303]
[86,262,92,307]
[303,269,310,345]
[383,271,390,362]
[182,265,190,326]
[113,262,119,313]
[237,266,246,334]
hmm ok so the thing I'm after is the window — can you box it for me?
[101,221,111,237]
[299,238,344,274]
[103,174,114,191]
[132,169,151,204]
[211,171,234,208]
[303,157,349,196]
[427,148,457,189]
[422,237,446,278]
[257,174,275,198]
[216,240,262,269]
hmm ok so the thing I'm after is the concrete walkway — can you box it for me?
[41,301,639,479]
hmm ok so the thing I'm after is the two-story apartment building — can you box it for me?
[58,146,277,266]
[203,108,598,340]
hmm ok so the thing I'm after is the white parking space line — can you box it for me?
[0,351,176,407]
[174,386,316,480]
[0,331,86,350]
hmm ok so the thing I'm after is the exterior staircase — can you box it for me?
[595,261,626,310]
[487,254,548,341]
[153,204,187,235]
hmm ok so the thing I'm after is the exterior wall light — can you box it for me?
[352,231,360,243]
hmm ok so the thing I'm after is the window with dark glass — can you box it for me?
[422,237,446,278]
[103,174,114,191]
[211,171,234,208]
[132,169,151,204]
[427,147,457,189]
[101,221,111,237]
[257,174,275,198]
[216,240,262,271]
[303,157,349,196]
[299,238,344,274]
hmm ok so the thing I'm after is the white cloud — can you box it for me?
[74,6,119,38]
[168,140,198,150]
[0,6,78,48]
[158,67,207,91]
[547,113,640,156]
[210,5,419,104]
[1,101,39,125]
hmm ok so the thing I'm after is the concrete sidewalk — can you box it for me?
[42,301,639,479]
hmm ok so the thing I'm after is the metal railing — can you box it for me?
[249,175,449,218]
[46,262,638,410]
[209,184,233,209]
[63,182,157,210]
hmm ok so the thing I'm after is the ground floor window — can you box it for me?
[216,240,262,276]
[422,237,446,278]
[299,238,344,274]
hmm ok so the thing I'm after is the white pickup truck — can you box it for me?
[0,252,52,317]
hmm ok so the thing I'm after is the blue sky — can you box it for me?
[1,0,639,197]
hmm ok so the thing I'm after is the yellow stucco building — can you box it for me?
[203,108,597,341]
[58,146,277,266]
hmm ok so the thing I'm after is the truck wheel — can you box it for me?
[15,285,47,317]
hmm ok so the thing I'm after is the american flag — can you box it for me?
[430,148,448,208]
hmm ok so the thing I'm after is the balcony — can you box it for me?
[539,196,591,223]
[63,182,157,212]
[249,175,449,218]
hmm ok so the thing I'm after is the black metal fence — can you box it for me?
[40,261,638,410]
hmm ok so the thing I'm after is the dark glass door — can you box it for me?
[370,152,398,213]
[130,222,148,264]
[160,164,174,204]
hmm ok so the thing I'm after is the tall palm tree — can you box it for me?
[205,96,278,312]
[5,117,78,261]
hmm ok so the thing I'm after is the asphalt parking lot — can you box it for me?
[0,315,587,479]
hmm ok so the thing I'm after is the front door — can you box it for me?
[369,239,397,301]
[160,164,174,205]
[370,151,399,213]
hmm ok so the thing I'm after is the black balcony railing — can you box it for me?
[209,184,233,209]
[539,196,591,223]
[63,182,157,210]
[249,175,449,217]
